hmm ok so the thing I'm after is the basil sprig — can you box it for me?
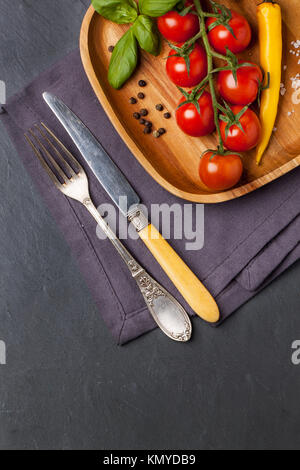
[133,15,161,56]
[92,0,178,89]
[139,0,179,17]
[108,29,138,89]
[91,0,138,24]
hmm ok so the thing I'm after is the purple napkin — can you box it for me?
[1,50,300,344]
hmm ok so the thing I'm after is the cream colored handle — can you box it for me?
[139,224,220,323]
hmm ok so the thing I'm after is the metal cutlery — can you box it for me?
[25,123,192,342]
[43,92,220,324]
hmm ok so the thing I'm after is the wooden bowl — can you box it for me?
[80,0,300,203]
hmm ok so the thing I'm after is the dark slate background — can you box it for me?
[0,0,299,450]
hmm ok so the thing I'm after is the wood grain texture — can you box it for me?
[80,0,300,203]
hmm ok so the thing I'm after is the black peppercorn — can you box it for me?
[138,80,147,87]
[108,45,114,53]
[144,121,152,127]
[164,112,171,119]
[139,118,146,125]
[144,127,151,134]
[153,130,161,138]
[133,112,141,120]
[129,97,137,104]
[158,128,166,135]
[140,109,148,116]
[138,92,145,99]
[156,104,164,111]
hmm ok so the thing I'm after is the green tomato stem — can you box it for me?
[203,12,220,17]
[211,50,228,61]
[194,0,225,153]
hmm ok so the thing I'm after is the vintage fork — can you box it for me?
[25,123,192,342]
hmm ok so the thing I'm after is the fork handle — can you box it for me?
[83,199,192,342]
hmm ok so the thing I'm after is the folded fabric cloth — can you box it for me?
[1,49,300,344]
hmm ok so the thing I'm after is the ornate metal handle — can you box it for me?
[83,199,192,342]
[127,260,192,342]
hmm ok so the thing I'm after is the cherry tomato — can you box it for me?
[157,2,200,43]
[217,62,263,105]
[199,151,243,191]
[185,0,196,10]
[166,42,208,88]
[220,106,261,152]
[176,91,215,137]
[206,10,251,54]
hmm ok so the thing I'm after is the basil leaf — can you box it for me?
[92,0,138,24]
[108,28,138,89]
[139,0,179,17]
[133,15,161,56]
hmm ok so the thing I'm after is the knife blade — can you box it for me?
[43,92,220,323]
[43,92,139,216]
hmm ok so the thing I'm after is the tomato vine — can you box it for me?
[176,0,256,155]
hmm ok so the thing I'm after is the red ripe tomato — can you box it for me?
[220,106,261,152]
[206,10,251,54]
[157,2,200,43]
[166,42,207,88]
[199,151,243,191]
[176,91,215,137]
[217,62,263,105]
[185,0,196,10]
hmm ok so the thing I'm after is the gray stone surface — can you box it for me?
[0,0,299,450]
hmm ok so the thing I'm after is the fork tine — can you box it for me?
[28,128,68,183]
[41,122,83,173]
[35,124,77,178]
[24,133,63,189]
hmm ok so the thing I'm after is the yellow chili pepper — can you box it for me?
[256,1,282,165]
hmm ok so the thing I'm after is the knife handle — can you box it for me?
[138,224,220,323]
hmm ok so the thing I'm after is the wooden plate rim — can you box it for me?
[79,5,300,204]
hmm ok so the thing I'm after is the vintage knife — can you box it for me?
[43,92,220,323]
